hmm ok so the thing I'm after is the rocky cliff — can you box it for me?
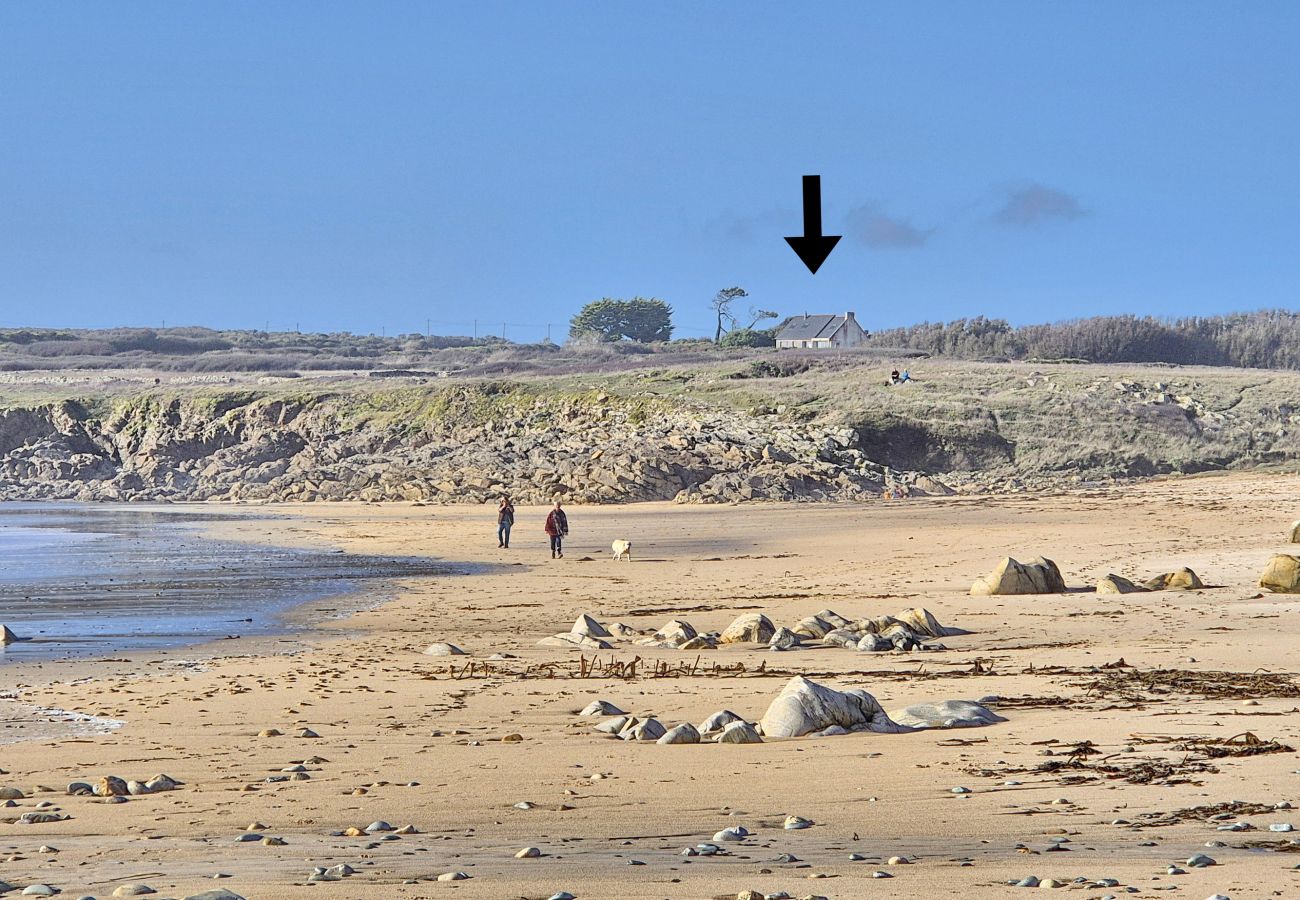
[2,366,1297,504]
[0,385,940,504]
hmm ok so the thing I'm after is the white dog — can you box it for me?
[611,539,632,562]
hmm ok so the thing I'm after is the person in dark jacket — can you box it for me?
[496,496,515,548]
[544,500,569,559]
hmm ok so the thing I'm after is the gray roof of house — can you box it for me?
[777,314,844,341]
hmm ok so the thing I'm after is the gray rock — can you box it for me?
[620,717,666,741]
[578,700,625,717]
[719,613,775,644]
[537,632,612,650]
[856,633,891,652]
[759,675,906,738]
[94,776,128,797]
[821,629,860,649]
[595,715,632,735]
[572,614,611,638]
[715,721,763,744]
[698,710,744,735]
[423,642,466,656]
[657,723,702,745]
[713,826,750,841]
[791,616,832,639]
[888,700,1007,730]
[768,627,801,651]
[679,634,717,651]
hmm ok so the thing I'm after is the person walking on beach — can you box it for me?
[544,499,569,559]
[496,496,515,549]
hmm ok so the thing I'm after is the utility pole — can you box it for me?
[546,323,551,342]
[426,318,431,339]
[501,322,506,339]
[473,319,478,340]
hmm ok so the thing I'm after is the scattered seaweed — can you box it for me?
[1138,800,1279,827]
[1080,668,1300,702]
[1175,731,1294,758]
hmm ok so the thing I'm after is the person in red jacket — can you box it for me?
[544,500,569,559]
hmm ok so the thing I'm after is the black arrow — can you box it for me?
[784,175,841,274]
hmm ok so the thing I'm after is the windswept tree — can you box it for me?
[711,286,749,343]
[569,297,674,343]
[743,307,779,330]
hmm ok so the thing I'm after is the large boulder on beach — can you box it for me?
[579,700,625,717]
[814,609,852,629]
[94,776,129,797]
[889,607,960,637]
[792,616,833,638]
[653,619,696,646]
[572,614,611,639]
[423,642,466,656]
[1260,554,1300,593]
[970,556,1066,596]
[698,710,744,735]
[856,633,891,652]
[1290,521,1300,543]
[1144,567,1203,591]
[719,613,775,644]
[759,675,906,738]
[656,723,701,745]
[537,633,612,651]
[0,624,18,645]
[715,721,763,744]
[822,629,860,649]
[768,627,801,651]
[889,700,1007,729]
[1096,574,1148,595]
[620,717,666,741]
[880,624,926,651]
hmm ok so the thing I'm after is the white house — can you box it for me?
[775,312,867,350]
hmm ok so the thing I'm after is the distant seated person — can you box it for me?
[899,369,912,383]
[889,368,900,385]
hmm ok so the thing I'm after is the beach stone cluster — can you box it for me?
[539,607,959,654]
[583,675,1004,744]
[64,774,181,797]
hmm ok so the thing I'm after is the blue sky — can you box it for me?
[2,2,1297,340]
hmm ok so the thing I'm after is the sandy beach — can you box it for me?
[3,473,1300,899]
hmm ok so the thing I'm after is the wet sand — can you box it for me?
[2,472,1300,899]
